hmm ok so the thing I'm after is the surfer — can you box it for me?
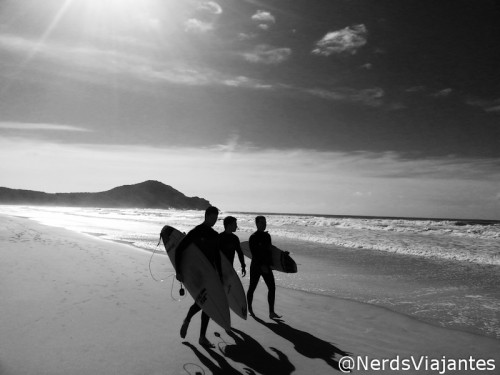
[219,216,246,277]
[175,206,222,348]
[246,216,282,319]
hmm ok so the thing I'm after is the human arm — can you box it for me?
[235,241,246,277]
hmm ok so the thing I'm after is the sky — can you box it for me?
[0,0,499,220]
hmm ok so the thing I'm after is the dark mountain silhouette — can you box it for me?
[0,180,211,210]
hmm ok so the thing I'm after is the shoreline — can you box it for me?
[5,210,500,341]
[1,214,499,374]
[85,231,500,341]
[274,236,500,341]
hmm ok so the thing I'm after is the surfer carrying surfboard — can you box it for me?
[219,216,246,277]
[175,206,222,348]
[246,216,282,319]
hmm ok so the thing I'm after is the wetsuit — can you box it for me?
[175,223,221,277]
[246,230,276,314]
[218,231,246,269]
[176,223,221,336]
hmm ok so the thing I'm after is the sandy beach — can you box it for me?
[1,214,499,375]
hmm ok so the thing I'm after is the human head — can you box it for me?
[255,215,266,231]
[204,206,219,226]
[223,216,237,229]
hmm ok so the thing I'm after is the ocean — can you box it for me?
[1,205,499,340]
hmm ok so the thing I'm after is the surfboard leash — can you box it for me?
[149,237,186,301]
[183,363,205,375]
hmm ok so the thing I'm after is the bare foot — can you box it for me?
[198,336,215,348]
[180,319,189,338]
[269,312,282,319]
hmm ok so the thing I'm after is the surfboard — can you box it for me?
[220,253,248,320]
[160,225,247,322]
[240,240,298,273]
[160,225,231,331]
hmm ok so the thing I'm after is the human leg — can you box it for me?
[262,270,280,318]
[180,302,202,338]
[198,311,214,348]
[246,264,261,315]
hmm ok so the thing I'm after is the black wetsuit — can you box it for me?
[175,223,221,277]
[218,231,245,268]
[246,230,276,314]
[175,223,221,334]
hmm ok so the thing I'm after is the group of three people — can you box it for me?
[174,206,280,348]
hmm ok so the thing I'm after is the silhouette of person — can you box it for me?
[175,206,222,348]
[219,216,246,277]
[246,216,281,319]
[252,315,351,371]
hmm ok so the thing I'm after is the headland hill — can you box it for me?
[0,180,211,210]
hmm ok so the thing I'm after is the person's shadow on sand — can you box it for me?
[220,328,295,375]
[182,341,244,375]
[252,315,351,371]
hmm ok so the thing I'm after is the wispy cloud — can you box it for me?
[243,44,292,65]
[312,24,367,56]
[362,152,500,181]
[0,122,90,132]
[251,10,276,24]
[222,76,273,89]
[2,139,498,217]
[199,1,223,15]
[0,34,276,91]
[306,87,384,107]
[184,18,214,33]
[431,88,453,98]
[184,1,223,34]
[238,32,257,41]
[466,97,500,113]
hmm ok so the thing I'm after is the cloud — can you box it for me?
[243,44,292,65]
[307,87,384,107]
[0,34,277,91]
[466,97,500,113]
[405,86,426,93]
[364,152,500,181]
[184,18,214,33]
[432,88,453,98]
[0,122,90,132]
[238,32,257,41]
[312,24,367,56]
[184,2,223,34]
[199,1,223,15]
[2,139,499,218]
[222,75,273,89]
[251,10,276,23]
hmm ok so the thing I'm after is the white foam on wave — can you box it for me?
[1,205,499,266]
[228,213,500,266]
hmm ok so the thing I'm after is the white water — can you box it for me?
[4,205,499,265]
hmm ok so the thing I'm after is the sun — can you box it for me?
[73,0,163,36]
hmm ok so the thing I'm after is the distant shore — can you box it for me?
[1,214,499,374]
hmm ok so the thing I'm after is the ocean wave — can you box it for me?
[2,206,499,266]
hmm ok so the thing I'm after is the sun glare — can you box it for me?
[77,0,162,36]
